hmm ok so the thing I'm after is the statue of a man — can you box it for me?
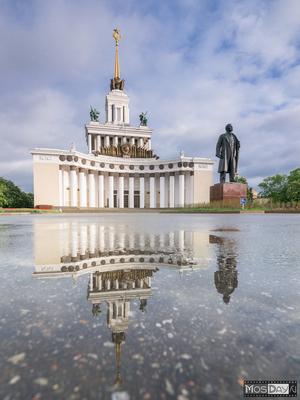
[139,112,147,126]
[216,123,240,183]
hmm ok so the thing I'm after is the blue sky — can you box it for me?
[1,0,300,191]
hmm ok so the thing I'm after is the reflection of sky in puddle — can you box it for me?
[0,214,299,399]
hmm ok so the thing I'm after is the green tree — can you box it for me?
[286,168,300,202]
[0,178,34,208]
[235,175,247,184]
[235,175,253,203]
[247,187,253,203]
[258,174,288,202]
[0,179,8,207]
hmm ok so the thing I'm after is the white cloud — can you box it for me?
[0,0,299,191]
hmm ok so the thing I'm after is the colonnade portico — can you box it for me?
[58,165,196,208]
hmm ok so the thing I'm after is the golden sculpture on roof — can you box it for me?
[113,28,121,45]
[111,28,125,89]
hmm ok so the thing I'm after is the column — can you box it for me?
[125,107,129,123]
[139,138,144,147]
[139,175,145,208]
[159,174,165,208]
[96,135,101,152]
[105,136,110,147]
[125,301,130,317]
[129,233,135,249]
[169,231,175,248]
[118,174,124,208]
[90,273,93,291]
[179,172,185,207]
[189,171,194,206]
[99,225,105,252]
[80,224,88,259]
[129,174,134,208]
[70,166,78,207]
[108,173,114,208]
[63,168,69,206]
[178,230,185,251]
[122,137,127,144]
[148,138,152,150]
[59,222,68,258]
[89,224,96,255]
[150,174,155,208]
[79,168,87,207]
[139,233,145,250]
[130,137,135,146]
[71,222,78,260]
[98,173,104,208]
[119,231,125,249]
[109,227,114,249]
[159,233,165,249]
[88,170,96,207]
[113,136,118,147]
[169,173,175,208]
[88,134,92,154]
[150,233,155,249]
[59,167,63,207]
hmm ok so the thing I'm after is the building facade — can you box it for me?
[31,29,213,209]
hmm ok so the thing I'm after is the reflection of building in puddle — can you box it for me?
[33,221,211,277]
[88,267,157,385]
[33,221,212,385]
[209,235,238,304]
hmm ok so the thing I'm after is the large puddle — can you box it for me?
[0,213,299,399]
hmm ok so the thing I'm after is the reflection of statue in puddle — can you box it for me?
[209,235,238,304]
[88,267,157,386]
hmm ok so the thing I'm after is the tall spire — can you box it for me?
[115,341,122,386]
[112,331,125,386]
[113,28,121,79]
[111,28,125,91]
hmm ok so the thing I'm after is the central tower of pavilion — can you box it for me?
[85,28,155,159]
[106,28,129,124]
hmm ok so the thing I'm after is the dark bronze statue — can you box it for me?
[216,123,240,183]
[90,106,99,122]
[210,235,238,304]
[139,112,148,126]
[110,77,125,91]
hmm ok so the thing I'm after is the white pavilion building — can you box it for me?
[31,29,213,209]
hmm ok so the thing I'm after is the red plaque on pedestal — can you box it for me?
[210,183,247,204]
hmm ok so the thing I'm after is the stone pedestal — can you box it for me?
[210,183,247,204]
